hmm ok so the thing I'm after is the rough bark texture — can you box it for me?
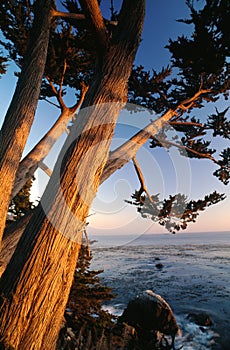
[0,214,33,278]
[0,0,53,244]
[0,1,145,349]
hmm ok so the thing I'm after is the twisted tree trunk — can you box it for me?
[0,1,145,349]
[0,0,53,244]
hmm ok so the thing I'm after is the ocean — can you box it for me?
[90,231,230,350]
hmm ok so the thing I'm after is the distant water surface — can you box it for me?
[90,231,230,350]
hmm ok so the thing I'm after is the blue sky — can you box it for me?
[0,0,229,235]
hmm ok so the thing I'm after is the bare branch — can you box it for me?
[132,156,154,204]
[78,0,108,49]
[101,109,176,183]
[70,81,89,114]
[169,121,203,128]
[101,89,212,183]
[46,76,58,96]
[177,89,211,113]
[39,161,52,177]
[156,138,219,164]
[46,76,66,110]
[43,98,61,109]
[51,9,117,26]
[51,9,85,21]
[59,59,67,96]
[11,81,88,198]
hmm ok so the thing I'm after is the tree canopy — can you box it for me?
[0,0,229,348]
[0,0,229,233]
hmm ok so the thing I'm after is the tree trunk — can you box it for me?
[0,1,145,349]
[0,213,33,277]
[0,0,53,244]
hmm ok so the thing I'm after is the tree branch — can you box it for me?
[101,89,211,183]
[169,121,203,128]
[156,138,219,164]
[177,89,211,113]
[11,82,88,199]
[39,161,52,177]
[101,109,176,183]
[70,81,89,115]
[46,76,66,110]
[59,59,67,96]
[43,98,61,109]
[78,0,108,49]
[132,156,154,203]
[51,9,117,26]
[51,9,85,21]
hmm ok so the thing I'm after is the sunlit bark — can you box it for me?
[0,1,145,349]
[0,0,53,244]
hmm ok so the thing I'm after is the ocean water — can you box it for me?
[90,231,230,350]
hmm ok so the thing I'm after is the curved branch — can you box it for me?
[46,76,66,110]
[177,89,211,113]
[69,82,89,114]
[132,156,154,203]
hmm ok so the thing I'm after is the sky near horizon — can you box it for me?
[0,0,229,236]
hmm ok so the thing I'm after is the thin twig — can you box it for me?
[59,59,67,97]
[43,98,61,109]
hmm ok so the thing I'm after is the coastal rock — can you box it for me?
[187,312,213,326]
[155,263,164,269]
[119,290,180,348]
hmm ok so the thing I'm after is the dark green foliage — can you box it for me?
[128,65,172,113]
[166,0,230,102]
[213,148,230,185]
[8,177,35,219]
[0,0,95,105]
[206,107,230,138]
[1,0,229,233]
[0,53,8,76]
[65,243,115,339]
[126,191,225,233]
[0,0,33,66]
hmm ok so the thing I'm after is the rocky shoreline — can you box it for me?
[57,290,217,350]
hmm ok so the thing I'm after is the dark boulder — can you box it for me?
[119,290,180,348]
[187,312,213,327]
[155,263,164,269]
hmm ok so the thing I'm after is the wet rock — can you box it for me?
[154,257,161,261]
[187,312,213,326]
[155,263,164,269]
[119,290,180,348]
